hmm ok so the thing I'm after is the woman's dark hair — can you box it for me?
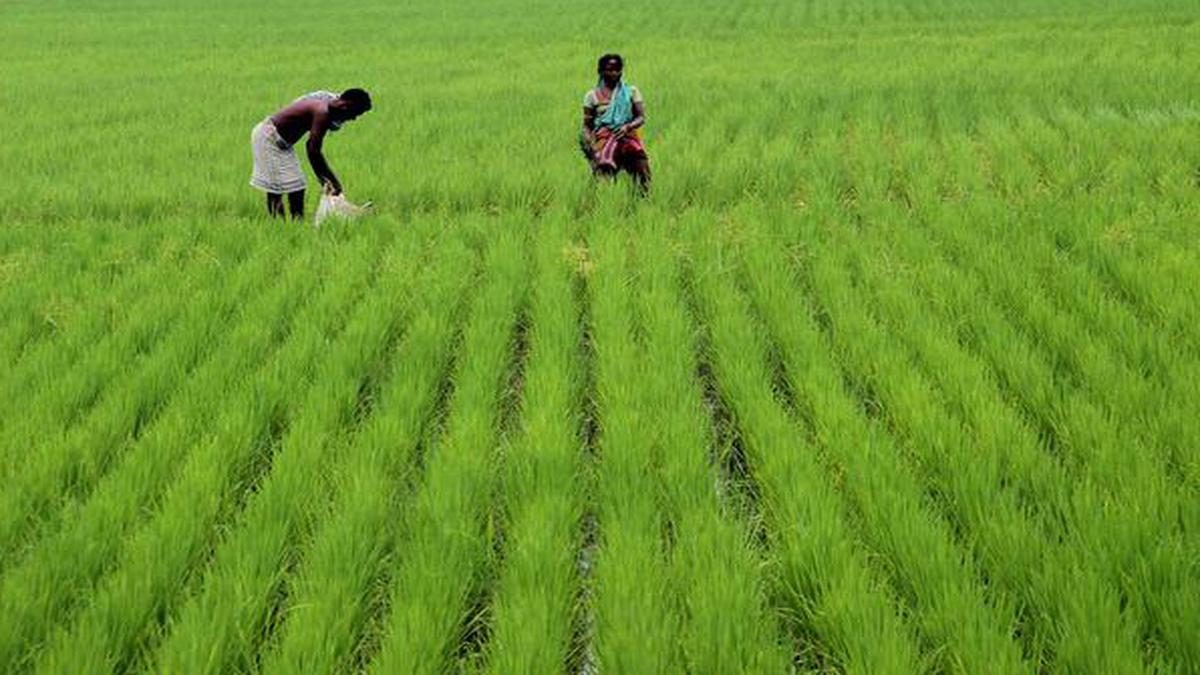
[596,54,623,73]
[340,88,372,111]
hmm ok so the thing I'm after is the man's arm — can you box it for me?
[306,111,342,194]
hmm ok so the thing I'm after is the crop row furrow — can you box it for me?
[0,238,272,478]
[366,228,528,674]
[587,224,681,672]
[483,214,584,674]
[29,231,390,674]
[143,225,429,675]
[0,239,326,672]
[0,242,289,571]
[567,224,601,675]
[255,234,477,675]
[683,222,923,674]
[645,222,791,673]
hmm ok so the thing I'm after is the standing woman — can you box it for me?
[580,54,651,191]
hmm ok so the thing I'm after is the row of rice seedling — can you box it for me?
[1048,108,1194,203]
[699,220,1031,673]
[0,236,292,554]
[1006,102,1197,211]
[0,236,334,672]
[904,118,1197,472]
[1011,206,1200,472]
[637,222,790,672]
[0,240,294,573]
[838,203,1199,668]
[366,227,529,674]
[749,207,1149,672]
[832,107,1196,493]
[961,116,1200,342]
[144,224,437,675]
[0,222,174,368]
[0,279,188,481]
[854,211,1190,667]
[1057,224,1200,359]
[923,193,1199,489]
[0,223,220,354]
[483,213,584,674]
[0,232,274,477]
[0,225,199,420]
[918,126,1192,459]
[675,220,922,673]
[1025,227,1194,485]
[256,233,477,675]
[907,163,1190,461]
[922,217,1196,657]
[29,229,396,674]
[586,223,683,672]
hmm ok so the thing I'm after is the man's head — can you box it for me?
[332,88,372,121]
[597,54,623,85]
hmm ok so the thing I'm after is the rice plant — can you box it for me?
[1,0,1197,671]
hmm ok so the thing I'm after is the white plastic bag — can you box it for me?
[314,191,371,227]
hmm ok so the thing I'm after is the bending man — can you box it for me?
[249,88,372,219]
[580,54,650,191]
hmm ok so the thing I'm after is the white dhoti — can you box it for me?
[249,119,306,194]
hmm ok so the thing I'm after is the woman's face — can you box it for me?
[601,61,623,84]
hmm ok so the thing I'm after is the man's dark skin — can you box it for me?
[267,96,368,219]
[581,59,650,186]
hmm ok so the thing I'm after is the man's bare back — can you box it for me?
[249,88,372,219]
[270,98,335,147]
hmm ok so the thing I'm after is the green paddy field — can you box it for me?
[1,0,1199,672]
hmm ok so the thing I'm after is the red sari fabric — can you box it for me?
[590,127,647,171]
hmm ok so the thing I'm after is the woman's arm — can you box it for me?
[617,100,645,138]
[582,106,597,142]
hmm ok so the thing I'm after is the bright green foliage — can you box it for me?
[2,0,1198,672]
[588,223,685,673]
[257,230,476,674]
[33,231,394,674]
[484,213,585,674]
[688,222,1030,674]
[145,226,437,675]
[683,227,924,674]
[0,241,290,570]
[636,223,791,673]
[0,239,324,671]
[369,227,528,674]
